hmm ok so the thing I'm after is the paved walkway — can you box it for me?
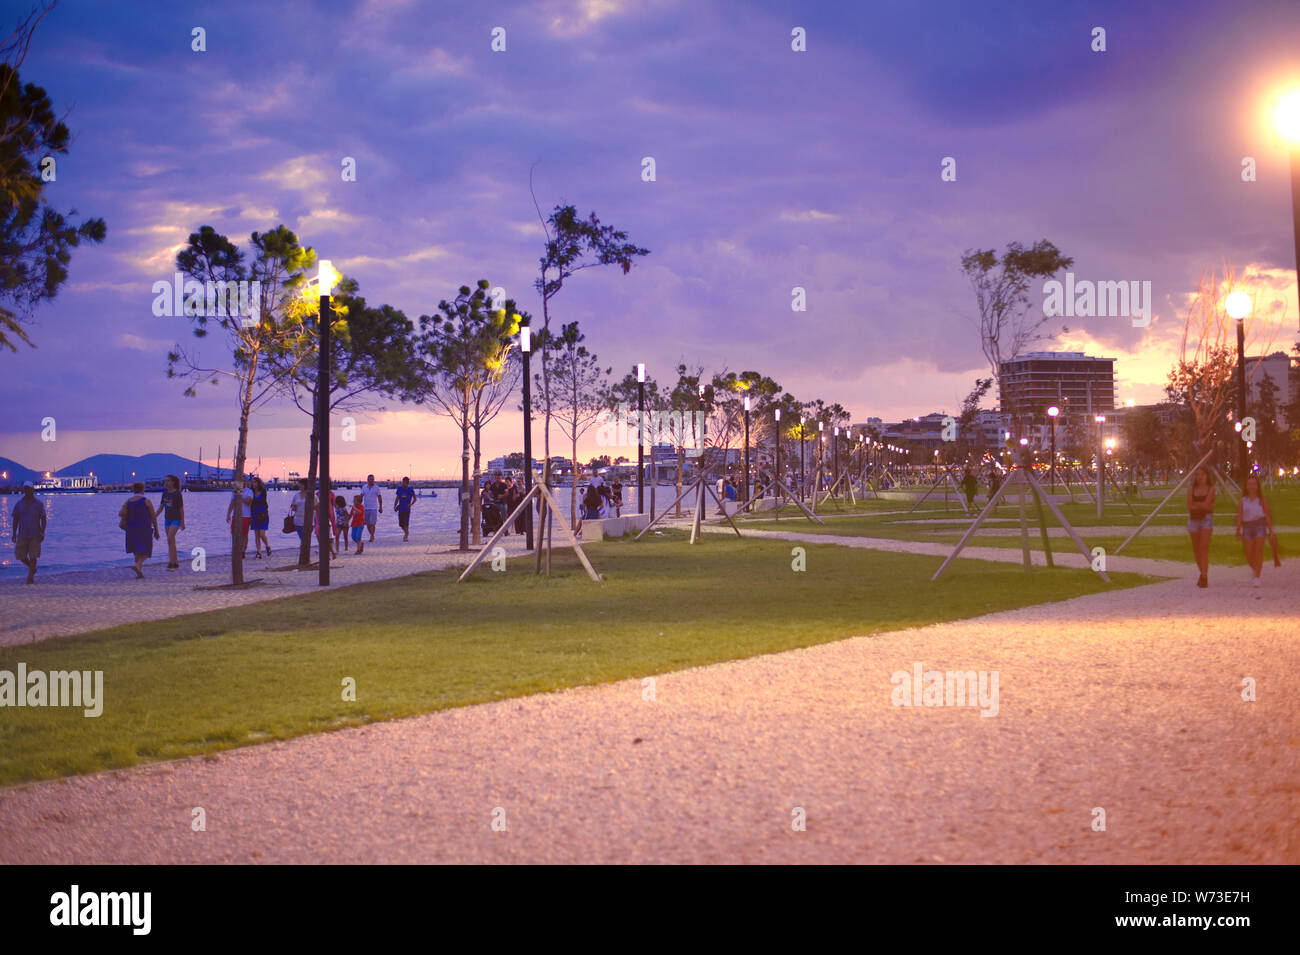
[2,563,1295,864]
[700,525,1196,578]
[1,529,532,647]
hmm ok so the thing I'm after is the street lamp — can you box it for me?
[1047,405,1059,492]
[799,416,807,502]
[1094,414,1106,519]
[832,426,840,501]
[521,324,534,548]
[1226,289,1252,481]
[774,408,782,509]
[1275,89,1300,324]
[636,362,646,516]
[315,258,337,586]
[742,394,751,503]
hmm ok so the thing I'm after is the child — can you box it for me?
[349,494,366,554]
[334,495,349,553]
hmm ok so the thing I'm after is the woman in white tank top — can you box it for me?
[1235,475,1274,588]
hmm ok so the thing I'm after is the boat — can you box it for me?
[33,475,100,493]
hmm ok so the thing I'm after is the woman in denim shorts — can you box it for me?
[1185,467,1215,588]
[1235,474,1273,588]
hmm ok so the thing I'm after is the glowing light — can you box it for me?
[520,326,531,353]
[636,363,645,383]
[1047,406,1059,417]
[1275,89,1300,143]
[317,259,337,299]
[1225,290,1251,320]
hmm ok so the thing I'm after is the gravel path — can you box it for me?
[1,530,532,647]
[1,559,1294,864]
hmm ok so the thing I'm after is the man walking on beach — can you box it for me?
[394,476,416,541]
[362,474,383,542]
[11,481,46,584]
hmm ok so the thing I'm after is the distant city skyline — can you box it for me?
[3,0,1300,477]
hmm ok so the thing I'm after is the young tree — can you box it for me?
[531,198,649,496]
[601,366,664,507]
[534,322,610,528]
[1253,369,1282,476]
[417,280,521,549]
[0,4,106,351]
[270,285,426,565]
[961,240,1072,427]
[1163,270,1268,469]
[167,225,315,584]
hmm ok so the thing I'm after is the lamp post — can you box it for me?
[521,324,534,549]
[774,408,782,509]
[1095,414,1105,520]
[1275,90,1300,325]
[742,394,751,503]
[316,259,337,587]
[832,426,840,501]
[636,363,646,515]
[799,416,806,502]
[1047,405,1059,492]
[1226,290,1252,481]
[817,421,824,494]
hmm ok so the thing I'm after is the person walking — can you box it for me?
[349,494,367,554]
[507,476,526,536]
[394,476,416,541]
[290,478,311,545]
[225,476,253,558]
[159,474,186,570]
[249,476,271,558]
[362,474,383,542]
[961,468,977,512]
[1186,466,1215,588]
[1235,474,1274,589]
[333,495,349,553]
[119,481,159,578]
[611,479,623,517]
[11,481,46,584]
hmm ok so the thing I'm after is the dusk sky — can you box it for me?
[5,0,1300,478]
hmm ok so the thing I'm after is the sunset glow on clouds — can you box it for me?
[3,0,1300,476]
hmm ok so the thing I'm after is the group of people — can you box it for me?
[7,472,422,582]
[1186,467,1279,589]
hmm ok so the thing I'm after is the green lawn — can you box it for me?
[0,532,1153,786]
[745,485,1300,565]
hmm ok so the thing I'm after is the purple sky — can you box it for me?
[4,0,1300,478]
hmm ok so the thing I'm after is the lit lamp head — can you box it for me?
[1047,406,1059,418]
[774,408,781,422]
[1019,437,1029,447]
[818,421,824,432]
[1275,89,1300,143]
[636,363,646,383]
[744,395,751,412]
[1225,290,1251,321]
[1095,414,1105,424]
[520,325,531,353]
[317,259,337,300]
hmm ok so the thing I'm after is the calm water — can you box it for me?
[0,485,665,578]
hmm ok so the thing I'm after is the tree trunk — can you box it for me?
[571,431,579,530]
[472,421,483,546]
[536,292,553,575]
[231,399,253,586]
[298,426,319,567]
[676,446,684,516]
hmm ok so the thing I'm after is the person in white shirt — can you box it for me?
[361,474,383,542]
[1235,474,1274,589]
[290,478,311,544]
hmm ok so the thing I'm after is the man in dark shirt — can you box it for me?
[11,482,47,584]
[394,476,416,541]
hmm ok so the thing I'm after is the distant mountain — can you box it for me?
[56,453,220,481]
[0,457,42,484]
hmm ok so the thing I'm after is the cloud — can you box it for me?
[778,210,840,223]
[116,333,173,354]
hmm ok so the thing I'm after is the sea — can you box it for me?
[0,485,666,579]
